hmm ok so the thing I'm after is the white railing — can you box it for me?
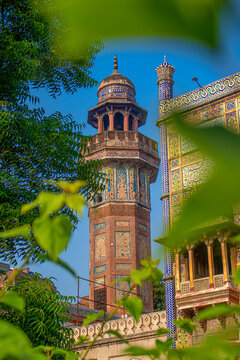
[72,310,166,342]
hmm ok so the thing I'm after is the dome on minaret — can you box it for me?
[97,56,136,104]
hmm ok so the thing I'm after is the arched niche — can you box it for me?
[213,239,223,275]
[193,242,209,279]
[114,112,124,131]
[103,114,109,131]
[129,114,134,131]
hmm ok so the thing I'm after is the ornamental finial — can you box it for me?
[114,56,118,71]
[164,55,167,64]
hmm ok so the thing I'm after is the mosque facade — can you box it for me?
[72,59,240,358]
[156,59,240,346]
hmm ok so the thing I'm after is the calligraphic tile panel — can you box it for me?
[95,234,106,262]
[115,231,131,258]
[116,167,127,200]
[170,169,181,193]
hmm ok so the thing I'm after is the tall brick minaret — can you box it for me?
[84,57,159,313]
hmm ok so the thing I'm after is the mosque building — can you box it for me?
[72,58,240,357]
[156,58,240,346]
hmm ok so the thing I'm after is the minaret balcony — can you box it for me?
[176,274,239,311]
[84,131,160,180]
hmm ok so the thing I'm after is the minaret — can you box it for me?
[85,57,159,314]
[156,57,176,344]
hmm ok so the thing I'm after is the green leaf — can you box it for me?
[174,318,196,334]
[125,345,159,358]
[234,268,240,286]
[156,328,170,336]
[122,296,143,322]
[65,194,85,216]
[83,310,104,326]
[0,320,46,360]
[130,268,150,286]
[0,291,25,312]
[0,224,31,239]
[33,215,72,260]
[197,304,240,320]
[51,348,78,360]
[37,192,65,218]
[75,335,89,345]
[56,180,87,193]
[106,330,129,344]
[21,200,38,215]
[156,338,173,353]
[46,0,229,56]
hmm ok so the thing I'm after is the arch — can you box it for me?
[103,114,109,131]
[213,239,223,275]
[114,112,124,131]
[193,242,209,279]
[129,114,134,131]
[105,168,114,200]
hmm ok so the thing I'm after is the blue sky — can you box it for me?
[30,3,240,298]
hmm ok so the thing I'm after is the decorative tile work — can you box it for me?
[105,168,114,200]
[198,116,224,128]
[138,223,148,231]
[226,100,236,111]
[171,205,182,222]
[182,160,212,189]
[138,234,149,260]
[160,125,170,196]
[170,169,181,193]
[234,214,240,225]
[181,151,202,166]
[159,72,240,119]
[169,133,179,158]
[94,265,107,274]
[115,276,130,301]
[116,167,127,200]
[129,167,137,200]
[115,220,129,227]
[226,111,238,132]
[94,222,106,231]
[202,104,223,120]
[139,171,146,203]
[95,234,106,262]
[115,263,131,271]
[94,277,105,288]
[171,194,181,206]
[180,135,197,154]
[115,231,131,258]
[170,159,179,169]
[176,310,191,348]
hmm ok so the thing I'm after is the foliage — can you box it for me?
[153,281,165,312]
[0,0,104,264]
[0,273,74,350]
[44,0,230,56]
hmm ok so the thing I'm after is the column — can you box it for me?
[188,246,194,291]
[109,112,114,131]
[206,240,214,288]
[124,112,129,131]
[230,246,237,276]
[98,117,103,134]
[219,235,230,285]
[175,252,181,295]
[133,118,138,131]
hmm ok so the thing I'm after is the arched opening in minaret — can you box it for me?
[129,115,134,131]
[213,239,223,275]
[193,242,209,279]
[114,112,124,131]
[103,114,109,131]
